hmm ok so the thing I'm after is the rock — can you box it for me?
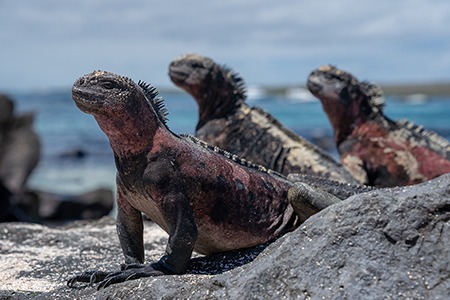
[0,180,12,221]
[0,174,449,299]
[0,94,41,223]
[36,188,114,222]
[0,112,40,195]
[0,188,114,224]
[0,94,113,224]
[57,148,88,160]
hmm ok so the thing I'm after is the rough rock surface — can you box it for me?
[1,174,449,299]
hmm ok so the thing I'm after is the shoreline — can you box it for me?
[5,82,450,98]
[160,81,450,97]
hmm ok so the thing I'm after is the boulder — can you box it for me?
[0,113,40,194]
[36,188,114,222]
[0,180,12,221]
[0,174,448,299]
[0,94,41,222]
[0,94,113,223]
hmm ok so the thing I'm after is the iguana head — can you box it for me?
[73,70,167,121]
[72,70,169,155]
[307,65,384,144]
[168,54,246,127]
[73,71,141,113]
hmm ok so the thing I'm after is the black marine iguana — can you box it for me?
[168,54,358,184]
[67,70,343,289]
[308,65,450,187]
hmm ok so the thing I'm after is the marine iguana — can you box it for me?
[67,70,341,289]
[307,65,450,187]
[168,54,358,184]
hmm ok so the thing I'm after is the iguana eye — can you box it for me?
[101,81,118,90]
[191,62,206,69]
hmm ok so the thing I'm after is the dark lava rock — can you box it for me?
[0,174,449,299]
[0,112,40,195]
[0,180,12,221]
[37,188,114,221]
[0,94,41,222]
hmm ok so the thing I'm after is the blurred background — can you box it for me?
[1,0,449,197]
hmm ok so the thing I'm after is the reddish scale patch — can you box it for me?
[138,135,298,253]
[342,122,450,186]
[343,123,411,186]
[175,141,293,225]
[411,147,450,179]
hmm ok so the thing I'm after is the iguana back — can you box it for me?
[169,54,358,184]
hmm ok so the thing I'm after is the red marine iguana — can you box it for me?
[67,70,342,289]
[307,65,450,187]
[168,54,358,184]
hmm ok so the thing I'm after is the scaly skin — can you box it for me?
[168,54,358,184]
[67,70,341,289]
[308,65,450,187]
[287,173,374,200]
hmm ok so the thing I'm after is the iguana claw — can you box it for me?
[67,264,165,289]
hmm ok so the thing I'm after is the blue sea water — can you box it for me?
[9,89,450,194]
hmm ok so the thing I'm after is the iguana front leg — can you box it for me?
[67,189,198,289]
[67,187,145,288]
[288,182,341,223]
[95,191,197,289]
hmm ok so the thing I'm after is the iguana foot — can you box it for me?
[67,264,165,289]
[67,270,110,288]
[288,182,341,223]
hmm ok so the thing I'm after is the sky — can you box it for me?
[1,0,450,91]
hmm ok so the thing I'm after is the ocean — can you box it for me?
[9,89,450,195]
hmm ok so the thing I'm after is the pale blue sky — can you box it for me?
[1,0,450,91]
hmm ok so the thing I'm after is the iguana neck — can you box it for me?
[93,101,167,158]
[197,95,242,128]
[196,69,244,129]
[322,95,371,146]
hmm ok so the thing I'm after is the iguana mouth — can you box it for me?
[308,71,347,99]
[306,75,323,95]
[168,64,190,83]
[72,84,104,112]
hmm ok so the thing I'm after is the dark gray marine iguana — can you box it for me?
[67,70,343,289]
[308,65,450,187]
[168,53,358,184]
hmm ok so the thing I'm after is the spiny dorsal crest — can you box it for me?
[221,64,247,101]
[360,80,385,114]
[138,80,169,125]
[396,119,450,153]
[180,134,287,178]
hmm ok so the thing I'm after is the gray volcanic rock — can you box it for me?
[1,174,449,299]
